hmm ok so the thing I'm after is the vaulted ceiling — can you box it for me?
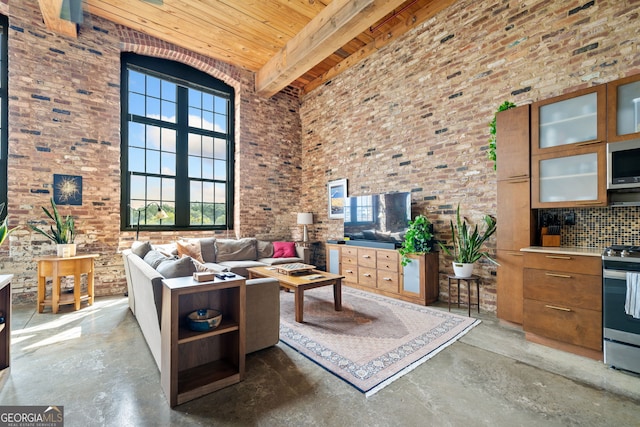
[38,0,455,97]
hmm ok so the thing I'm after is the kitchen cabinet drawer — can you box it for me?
[341,254,357,265]
[358,248,377,268]
[358,267,377,287]
[377,271,399,293]
[377,250,398,272]
[341,262,358,283]
[342,246,358,257]
[523,299,602,351]
[523,268,602,311]
[523,252,601,276]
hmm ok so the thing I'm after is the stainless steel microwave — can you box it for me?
[607,139,640,190]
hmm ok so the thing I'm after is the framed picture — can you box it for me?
[53,174,82,206]
[328,179,347,219]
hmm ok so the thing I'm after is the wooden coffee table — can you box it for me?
[247,266,344,323]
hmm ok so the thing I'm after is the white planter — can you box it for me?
[452,262,474,278]
[57,243,76,258]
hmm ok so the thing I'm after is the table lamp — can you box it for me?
[297,212,313,243]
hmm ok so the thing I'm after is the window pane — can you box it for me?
[215,182,226,203]
[188,88,201,108]
[161,128,176,152]
[147,75,160,97]
[202,136,214,157]
[161,80,176,102]
[190,181,202,202]
[203,182,214,202]
[161,100,176,123]
[146,97,160,119]
[161,152,176,176]
[129,148,145,172]
[214,138,226,160]
[146,125,161,150]
[215,114,226,133]
[189,156,202,178]
[203,111,214,131]
[203,159,214,180]
[129,93,145,117]
[203,92,213,111]
[147,177,161,199]
[214,159,226,180]
[130,175,146,199]
[129,122,145,148]
[215,96,226,115]
[162,178,175,202]
[146,149,160,174]
[188,133,201,156]
[188,107,201,128]
[129,70,145,94]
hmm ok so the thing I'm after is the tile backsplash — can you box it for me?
[539,206,640,249]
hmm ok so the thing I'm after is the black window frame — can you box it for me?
[0,16,8,215]
[120,53,235,233]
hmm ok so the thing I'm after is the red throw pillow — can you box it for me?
[273,241,296,258]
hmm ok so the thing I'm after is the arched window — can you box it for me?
[121,53,234,232]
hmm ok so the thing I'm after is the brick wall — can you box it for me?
[0,1,302,303]
[299,0,640,311]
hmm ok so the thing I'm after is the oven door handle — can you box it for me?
[603,269,629,280]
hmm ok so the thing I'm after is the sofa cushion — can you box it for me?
[156,256,197,278]
[143,250,170,269]
[190,257,227,273]
[199,237,217,263]
[176,240,205,263]
[273,241,296,258]
[257,240,274,259]
[216,238,257,262]
[132,241,152,258]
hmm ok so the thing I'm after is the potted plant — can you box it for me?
[29,198,77,257]
[398,214,434,266]
[438,204,497,277]
[0,202,18,246]
[487,101,516,170]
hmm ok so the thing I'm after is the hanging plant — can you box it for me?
[487,101,516,170]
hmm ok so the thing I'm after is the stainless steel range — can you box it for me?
[602,245,640,374]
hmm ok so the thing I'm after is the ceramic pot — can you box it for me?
[57,243,76,258]
[452,262,474,278]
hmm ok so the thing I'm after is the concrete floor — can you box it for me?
[1,296,639,427]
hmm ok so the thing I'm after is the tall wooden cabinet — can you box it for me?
[496,105,535,325]
[325,243,439,305]
[0,275,12,383]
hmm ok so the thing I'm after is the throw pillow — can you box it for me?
[273,241,296,258]
[176,240,205,263]
[131,241,152,258]
[156,256,197,279]
[143,250,170,269]
[257,240,274,258]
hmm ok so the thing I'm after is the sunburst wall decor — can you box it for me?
[53,174,82,206]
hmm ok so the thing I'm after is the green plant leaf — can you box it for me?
[487,101,516,170]
[438,203,498,265]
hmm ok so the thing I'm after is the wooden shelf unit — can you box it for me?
[161,276,246,407]
[0,275,12,384]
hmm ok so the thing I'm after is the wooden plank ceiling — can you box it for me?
[39,0,455,97]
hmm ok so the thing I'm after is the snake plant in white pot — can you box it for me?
[438,204,497,277]
[29,198,77,257]
[0,202,18,247]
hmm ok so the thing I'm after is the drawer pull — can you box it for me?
[362,255,371,259]
[508,174,528,179]
[545,255,571,260]
[345,269,353,274]
[508,253,524,257]
[364,273,372,277]
[383,277,392,281]
[545,304,572,312]
[545,272,572,279]
[508,179,529,184]
[575,201,603,206]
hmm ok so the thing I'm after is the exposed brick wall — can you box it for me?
[0,1,302,303]
[299,0,640,312]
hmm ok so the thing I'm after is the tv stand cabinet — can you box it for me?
[326,243,439,305]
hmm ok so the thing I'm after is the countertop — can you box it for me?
[520,246,602,257]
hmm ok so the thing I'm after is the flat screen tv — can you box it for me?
[343,192,411,248]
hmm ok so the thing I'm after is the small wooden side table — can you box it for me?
[447,274,481,317]
[36,254,99,314]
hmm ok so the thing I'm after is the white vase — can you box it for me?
[452,262,474,278]
[57,243,76,258]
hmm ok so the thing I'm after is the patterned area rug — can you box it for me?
[279,286,480,396]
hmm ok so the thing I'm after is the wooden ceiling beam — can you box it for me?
[38,0,78,38]
[302,0,456,95]
[256,0,408,98]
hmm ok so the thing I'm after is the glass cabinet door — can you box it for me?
[532,143,607,208]
[608,74,640,142]
[532,86,606,155]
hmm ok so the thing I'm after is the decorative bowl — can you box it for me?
[187,309,222,332]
